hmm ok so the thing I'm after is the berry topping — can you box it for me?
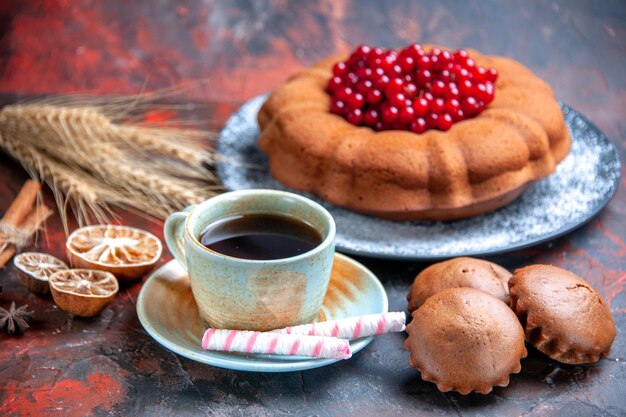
[327,44,498,133]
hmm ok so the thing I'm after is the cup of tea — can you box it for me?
[163,189,336,331]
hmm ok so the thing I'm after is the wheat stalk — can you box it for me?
[0,92,223,231]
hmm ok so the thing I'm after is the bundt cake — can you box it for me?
[258,44,571,221]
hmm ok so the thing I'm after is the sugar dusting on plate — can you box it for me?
[217,95,621,260]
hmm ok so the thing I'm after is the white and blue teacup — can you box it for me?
[164,189,336,331]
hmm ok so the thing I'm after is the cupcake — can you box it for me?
[509,265,616,364]
[407,257,511,312]
[404,288,527,394]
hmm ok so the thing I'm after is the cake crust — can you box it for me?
[258,47,571,220]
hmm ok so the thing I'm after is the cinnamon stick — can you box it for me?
[19,203,53,234]
[0,246,15,269]
[1,180,40,227]
[0,203,51,269]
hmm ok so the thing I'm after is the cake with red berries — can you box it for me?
[258,44,571,221]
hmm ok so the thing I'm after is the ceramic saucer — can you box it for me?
[137,253,388,372]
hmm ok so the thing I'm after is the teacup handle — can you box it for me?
[163,205,196,271]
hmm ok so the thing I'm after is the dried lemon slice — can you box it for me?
[14,252,68,295]
[66,225,162,281]
[49,269,119,317]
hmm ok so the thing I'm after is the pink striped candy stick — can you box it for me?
[201,329,352,360]
[273,312,406,339]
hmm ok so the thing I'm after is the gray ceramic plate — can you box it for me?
[137,253,388,372]
[217,95,621,260]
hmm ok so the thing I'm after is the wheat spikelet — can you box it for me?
[1,126,205,227]
[0,132,109,229]
[0,92,222,231]
[118,125,217,165]
[3,103,221,181]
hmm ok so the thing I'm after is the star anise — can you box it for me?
[0,302,33,335]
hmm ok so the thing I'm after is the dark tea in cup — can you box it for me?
[199,213,322,260]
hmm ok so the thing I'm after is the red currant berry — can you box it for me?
[416,69,433,87]
[364,108,380,126]
[412,97,429,117]
[453,49,469,61]
[374,75,390,89]
[333,62,348,77]
[430,97,445,114]
[416,55,431,70]
[348,92,365,109]
[458,79,473,96]
[445,85,460,100]
[483,83,495,104]
[399,106,415,124]
[378,54,396,71]
[330,100,346,115]
[445,98,461,114]
[454,68,471,83]
[474,83,489,103]
[391,64,403,76]
[353,44,372,58]
[400,43,425,60]
[385,78,405,97]
[369,47,384,58]
[438,113,453,131]
[473,66,488,83]
[346,108,363,125]
[373,67,385,78]
[389,92,406,107]
[336,87,353,102]
[356,79,373,94]
[445,61,459,71]
[345,72,359,86]
[439,50,453,67]
[402,44,425,60]
[404,82,418,98]
[327,76,343,93]
[366,89,383,105]
[430,54,444,71]
[410,118,427,134]
[398,55,415,72]
[452,108,465,121]
[461,96,479,115]
[439,69,452,83]
[430,80,447,97]
[382,106,399,124]
[356,67,373,80]
[426,112,439,129]
[369,56,383,69]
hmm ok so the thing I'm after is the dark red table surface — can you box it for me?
[1,1,625,416]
